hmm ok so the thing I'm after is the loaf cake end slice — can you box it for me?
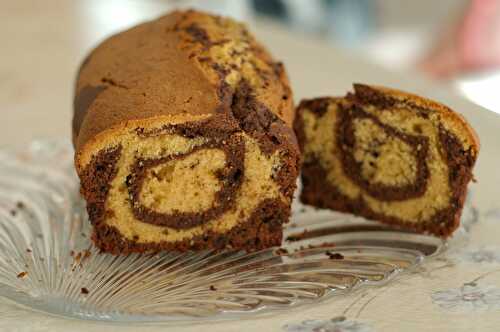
[295,84,479,237]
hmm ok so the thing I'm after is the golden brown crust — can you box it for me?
[73,10,293,155]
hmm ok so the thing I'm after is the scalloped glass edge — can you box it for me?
[0,139,475,323]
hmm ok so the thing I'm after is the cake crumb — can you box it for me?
[309,242,336,249]
[326,251,344,260]
[16,201,25,209]
[286,229,309,242]
[83,249,91,260]
[81,287,89,295]
[290,246,304,256]
[26,248,32,253]
[17,271,28,278]
[9,209,16,217]
[209,285,217,291]
[275,248,288,256]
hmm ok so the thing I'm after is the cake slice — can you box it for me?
[73,10,299,254]
[294,84,479,237]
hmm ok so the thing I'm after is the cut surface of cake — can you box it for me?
[294,84,479,237]
[72,10,299,254]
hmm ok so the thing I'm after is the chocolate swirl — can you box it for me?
[337,105,430,201]
[125,135,245,229]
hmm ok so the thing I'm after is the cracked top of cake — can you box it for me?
[73,9,294,155]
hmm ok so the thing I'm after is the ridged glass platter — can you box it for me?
[0,140,472,323]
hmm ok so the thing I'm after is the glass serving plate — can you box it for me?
[0,140,472,323]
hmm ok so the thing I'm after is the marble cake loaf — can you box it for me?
[295,84,479,237]
[72,10,299,254]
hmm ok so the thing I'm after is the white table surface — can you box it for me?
[2,1,500,331]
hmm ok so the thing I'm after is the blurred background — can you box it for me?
[249,0,500,113]
[2,0,500,143]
